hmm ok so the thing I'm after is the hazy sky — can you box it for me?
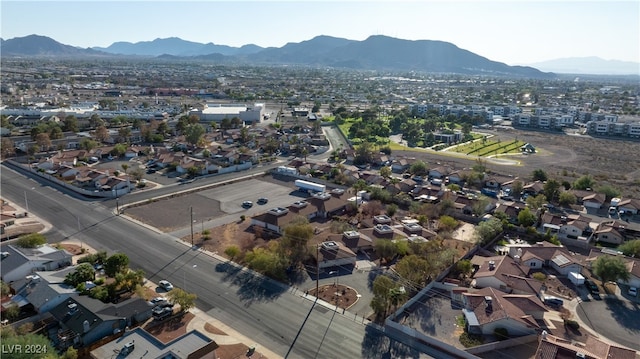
[2,1,638,65]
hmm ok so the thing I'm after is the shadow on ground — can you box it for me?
[215,262,286,306]
[361,325,422,359]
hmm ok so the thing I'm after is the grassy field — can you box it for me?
[449,139,526,156]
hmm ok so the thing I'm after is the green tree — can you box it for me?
[114,269,145,292]
[619,239,640,258]
[517,207,536,227]
[526,194,547,210]
[370,275,395,316]
[79,138,98,151]
[167,288,197,312]
[544,179,561,203]
[0,329,57,359]
[558,192,577,207]
[281,218,314,266]
[597,184,621,199]
[16,233,46,248]
[244,244,287,280]
[63,115,79,132]
[511,181,523,197]
[438,215,459,231]
[455,259,473,278]
[374,239,399,264]
[111,143,127,157]
[386,203,398,217]
[61,347,78,359]
[354,141,375,165]
[532,169,548,182]
[104,253,129,277]
[184,124,205,146]
[395,255,431,288]
[64,263,96,286]
[1,280,10,296]
[409,160,428,176]
[380,166,392,178]
[573,174,595,190]
[475,218,503,244]
[592,255,630,288]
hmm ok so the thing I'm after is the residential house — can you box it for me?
[618,198,640,215]
[1,244,73,283]
[593,226,625,245]
[10,267,78,314]
[484,175,515,190]
[398,178,417,193]
[535,333,637,359]
[49,297,128,350]
[522,181,545,196]
[582,192,606,209]
[447,170,471,185]
[391,158,410,173]
[508,242,583,276]
[495,202,524,224]
[470,255,533,293]
[461,287,546,336]
[90,327,218,359]
[429,166,451,179]
[592,219,640,245]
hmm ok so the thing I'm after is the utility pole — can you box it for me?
[77,216,83,249]
[316,244,319,296]
[24,191,29,214]
[190,206,194,247]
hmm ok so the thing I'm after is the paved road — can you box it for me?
[1,163,439,359]
[575,294,640,351]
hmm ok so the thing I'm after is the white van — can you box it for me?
[608,206,617,215]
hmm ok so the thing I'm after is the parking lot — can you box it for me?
[125,178,306,232]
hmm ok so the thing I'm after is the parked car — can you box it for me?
[629,287,638,297]
[242,201,253,208]
[257,197,268,205]
[585,279,600,295]
[152,306,173,320]
[158,280,174,291]
[149,297,167,305]
[543,296,564,307]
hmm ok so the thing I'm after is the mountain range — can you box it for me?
[4,34,630,77]
[526,57,640,76]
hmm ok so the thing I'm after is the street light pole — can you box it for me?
[316,244,319,297]
[24,191,29,214]
[190,206,194,247]
[116,197,119,215]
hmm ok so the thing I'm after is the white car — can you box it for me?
[158,280,174,291]
[629,287,638,297]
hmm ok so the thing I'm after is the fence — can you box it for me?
[385,320,480,359]
[464,334,538,355]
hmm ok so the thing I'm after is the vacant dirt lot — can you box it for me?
[397,128,640,198]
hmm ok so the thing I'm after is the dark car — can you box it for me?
[257,197,268,205]
[585,279,600,295]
